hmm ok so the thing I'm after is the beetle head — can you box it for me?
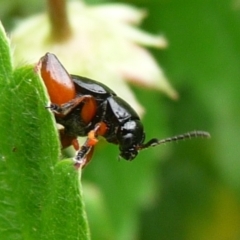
[117,120,145,160]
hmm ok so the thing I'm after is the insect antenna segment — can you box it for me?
[139,130,211,150]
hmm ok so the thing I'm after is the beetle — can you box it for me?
[37,53,210,168]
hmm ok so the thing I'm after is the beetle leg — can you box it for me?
[74,142,94,168]
[87,121,108,143]
[58,127,79,150]
[87,130,99,146]
[74,122,108,168]
[74,145,94,169]
[48,95,93,116]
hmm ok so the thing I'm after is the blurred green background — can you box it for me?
[1,0,240,239]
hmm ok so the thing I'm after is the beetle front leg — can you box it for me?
[74,144,94,169]
[74,122,108,168]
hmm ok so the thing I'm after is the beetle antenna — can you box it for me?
[139,130,210,150]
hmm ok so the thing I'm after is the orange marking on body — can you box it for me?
[96,122,108,136]
[81,97,97,124]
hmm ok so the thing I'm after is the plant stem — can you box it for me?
[47,0,72,42]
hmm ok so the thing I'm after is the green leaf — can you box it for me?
[0,23,90,240]
[41,160,90,240]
